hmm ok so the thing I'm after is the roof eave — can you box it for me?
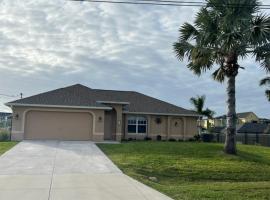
[5,103,112,110]
[123,111,201,117]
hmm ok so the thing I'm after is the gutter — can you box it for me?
[5,103,112,110]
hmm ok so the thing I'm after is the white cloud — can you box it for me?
[0,0,269,118]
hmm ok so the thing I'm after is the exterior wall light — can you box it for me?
[98,116,102,122]
[14,114,19,120]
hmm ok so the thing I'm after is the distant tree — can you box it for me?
[174,0,270,154]
[260,77,270,101]
[190,95,215,133]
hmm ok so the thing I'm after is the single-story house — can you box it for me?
[5,84,200,142]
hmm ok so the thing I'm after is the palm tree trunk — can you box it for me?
[224,75,237,154]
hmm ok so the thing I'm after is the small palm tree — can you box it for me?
[260,77,270,101]
[174,0,270,154]
[190,95,215,133]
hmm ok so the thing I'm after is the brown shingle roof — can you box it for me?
[237,123,269,134]
[6,84,198,116]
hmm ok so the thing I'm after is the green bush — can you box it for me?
[0,130,10,141]
[201,133,214,142]
[144,136,152,141]
[193,134,201,141]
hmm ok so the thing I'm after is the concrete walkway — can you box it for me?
[0,141,172,200]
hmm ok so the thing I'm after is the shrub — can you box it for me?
[201,133,214,142]
[156,135,162,141]
[188,138,196,142]
[194,134,201,141]
[168,138,176,142]
[0,130,10,141]
[178,139,184,142]
[144,136,152,141]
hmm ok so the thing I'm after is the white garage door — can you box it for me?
[25,111,93,140]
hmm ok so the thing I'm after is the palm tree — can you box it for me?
[174,0,270,154]
[190,95,215,133]
[260,77,270,101]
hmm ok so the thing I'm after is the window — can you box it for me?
[128,116,147,134]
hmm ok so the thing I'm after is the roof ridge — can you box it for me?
[91,88,135,93]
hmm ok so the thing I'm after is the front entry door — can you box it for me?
[104,110,116,140]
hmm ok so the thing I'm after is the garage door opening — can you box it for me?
[25,111,93,141]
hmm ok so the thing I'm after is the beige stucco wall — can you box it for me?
[185,117,198,138]
[124,114,198,140]
[10,105,197,142]
[11,106,105,142]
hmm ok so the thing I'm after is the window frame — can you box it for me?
[127,116,148,134]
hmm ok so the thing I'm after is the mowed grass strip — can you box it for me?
[98,142,270,200]
[0,142,18,155]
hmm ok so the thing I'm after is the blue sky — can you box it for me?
[0,0,269,118]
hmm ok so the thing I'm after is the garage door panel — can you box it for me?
[25,111,93,140]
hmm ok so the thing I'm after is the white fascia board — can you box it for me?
[5,103,112,110]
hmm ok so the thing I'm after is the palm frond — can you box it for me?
[250,13,270,45]
[253,43,270,72]
[190,97,198,107]
[173,41,194,61]
[190,95,205,113]
[212,66,225,82]
[266,90,270,101]
[187,46,214,75]
[179,23,199,42]
[260,77,270,86]
[202,108,215,118]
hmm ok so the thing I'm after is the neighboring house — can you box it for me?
[237,123,270,134]
[5,84,199,141]
[202,112,259,128]
[0,112,12,130]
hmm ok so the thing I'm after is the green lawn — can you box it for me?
[98,142,270,200]
[0,142,17,155]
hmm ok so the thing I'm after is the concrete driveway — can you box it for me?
[0,141,172,200]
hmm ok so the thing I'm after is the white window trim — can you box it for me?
[127,116,148,134]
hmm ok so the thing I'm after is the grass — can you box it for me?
[0,142,17,155]
[98,142,270,200]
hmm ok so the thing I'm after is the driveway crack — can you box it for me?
[48,141,59,200]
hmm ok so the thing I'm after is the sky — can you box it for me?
[0,0,269,118]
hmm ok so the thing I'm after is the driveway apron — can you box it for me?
[0,141,172,200]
